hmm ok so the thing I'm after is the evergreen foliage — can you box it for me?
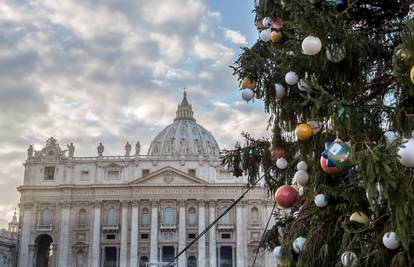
[223,1,414,266]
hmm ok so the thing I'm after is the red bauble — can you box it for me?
[256,20,266,30]
[275,185,298,208]
[271,148,287,159]
[320,157,339,175]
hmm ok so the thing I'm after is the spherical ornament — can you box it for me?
[302,36,322,56]
[307,120,321,134]
[241,77,256,89]
[270,146,287,159]
[383,232,400,250]
[260,29,271,42]
[295,123,313,141]
[273,246,282,258]
[245,150,258,164]
[271,17,284,30]
[384,131,398,145]
[270,31,283,43]
[285,71,299,85]
[292,237,306,253]
[275,185,299,208]
[255,20,266,30]
[320,156,340,175]
[275,83,286,99]
[276,157,288,169]
[297,161,307,171]
[241,89,254,102]
[326,44,345,63]
[341,251,358,267]
[294,170,309,186]
[262,17,272,28]
[397,132,414,167]
[297,79,310,92]
[349,211,369,225]
[314,194,328,208]
[320,139,352,173]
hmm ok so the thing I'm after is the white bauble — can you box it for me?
[298,79,310,92]
[241,89,254,102]
[275,83,286,99]
[273,246,282,258]
[298,186,304,196]
[292,237,306,253]
[262,17,272,28]
[397,132,414,167]
[384,131,398,144]
[260,29,271,42]
[297,161,308,171]
[383,232,400,250]
[276,157,288,169]
[285,71,299,85]
[307,120,321,134]
[294,170,309,186]
[326,45,346,63]
[341,251,358,267]
[314,194,328,208]
[293,210,300,218]
[254,0,260,8]
[302,36,322,56]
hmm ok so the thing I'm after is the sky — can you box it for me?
[0,0,271,228]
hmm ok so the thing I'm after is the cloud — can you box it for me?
[223,28,248,45]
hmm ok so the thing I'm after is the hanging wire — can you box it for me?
[168,175,265,266]
[251,201,277,266]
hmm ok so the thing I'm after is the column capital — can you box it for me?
[208,200,216,207]
[121,200,130,207]
[178,199,186,207]
[150,199,159,207]
[22,201,34,210]
[131,200,139,207]
[197,200,206,207]
[58,200,72,208]
[93,201,102,209]
[240,200,248,206]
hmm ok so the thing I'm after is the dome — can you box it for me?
[148,92,220,157]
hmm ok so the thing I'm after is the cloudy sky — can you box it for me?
[0,0,270,228]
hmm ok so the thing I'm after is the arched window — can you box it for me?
[251,207,259,223]
[188,208,196,225]
[220,207,230,225]
[76,250,85,267]
[142,208,149,226]
[41,208,51,225]
[163,207,174,224]
[139,256,149,267]
[107,207,118,225]
[188,256,197,267]
[78,209,87,225]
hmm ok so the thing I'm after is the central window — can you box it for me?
[163,207,174,224]
[44,167,55,180]
[107,207,118,225]
[220,207,230,225]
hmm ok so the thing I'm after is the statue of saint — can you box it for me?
[67,143,75,158]
[27,145,33,159]
[125,142,132,156]
[135,141,141,156]
[97,142,104,157]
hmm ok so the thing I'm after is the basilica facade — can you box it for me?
[17,93,276,267]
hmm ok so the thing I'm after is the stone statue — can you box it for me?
[409,3,414,19]
[208,140,216,154]
[27,145,33,159]
[67,143,75,158]
[97,142,104,157]
[196,138,203,154]
[135,141,141,156]
[125,142,131,156]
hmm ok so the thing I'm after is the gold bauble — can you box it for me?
[241,77,256,90]
[410,65,414,85]
[350,211,369,225]
[271,31,283,43]
[295,123,313,141]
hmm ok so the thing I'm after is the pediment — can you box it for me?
[129,166,208,186]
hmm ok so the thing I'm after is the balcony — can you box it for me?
[102,224,119,232]
[75,224,88,230]
[160,223,177,231]
[37,224,53,232]
[217,224,234,231]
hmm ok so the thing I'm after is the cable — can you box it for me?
[167,175,265,266]
[251,201,277,266]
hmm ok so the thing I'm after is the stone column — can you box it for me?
[236,204,245,267]
[198,201,206,267]
[266,204,277,267]
[28,244,36,267]
[120,201,129,267]
[178,200,186,267]
[129,200,139,267]
[149,200,158,264]
[208,200,217,267]
[57,201,71,266]
[91,202,101,267]
[19,202,34,267]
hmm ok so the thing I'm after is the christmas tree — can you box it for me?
[223,1,414,266]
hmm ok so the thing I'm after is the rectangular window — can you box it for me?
[141,233,149,239]
[106,234,116,240]
[80,170,89,181]
[142,169,150,176]
[107,170,120,179]
[188,169,196,176]
[221,233,231,239]
[188,233,196,239]
[44,167,55,180]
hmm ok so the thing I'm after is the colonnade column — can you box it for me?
[91,201,101,267]
[198,200,206,267]
[178,200,187,266]
[149,200,159,264]
[236,203,246,267]
[266,203,277,267]
[208,200,217,267]
[120,201,129,267]
[129,200,139,267]
[57,201,71,266]
[19,202,34,267]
